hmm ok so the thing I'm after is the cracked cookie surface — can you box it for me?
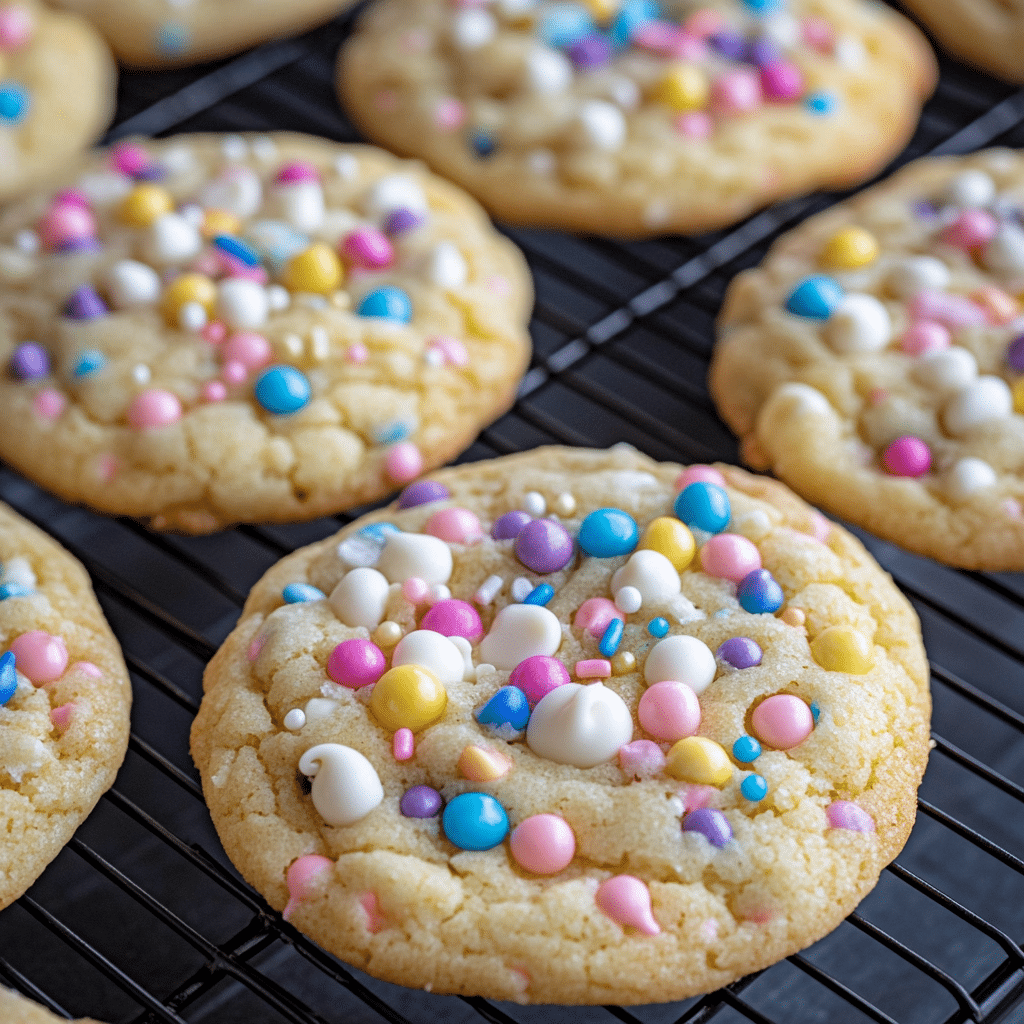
[710,150,1024,570]
[0,502,131,911]
[191,446,929,1005]
[337,0,935,237]
[0,133,532,533]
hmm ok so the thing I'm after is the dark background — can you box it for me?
[0,3,1022,1022]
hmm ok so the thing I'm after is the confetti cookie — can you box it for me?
[0,0,114,204]
[0,988,105,1024]
[191,446,930,1005]
[336,0,936,237]
[710,151,1024,570]
[0,134,532,534]
[0,503,132,911]
[49,0,356,68]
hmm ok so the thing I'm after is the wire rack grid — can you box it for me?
[0,4,1021,1023]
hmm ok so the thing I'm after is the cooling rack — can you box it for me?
[0,4,1022,1022]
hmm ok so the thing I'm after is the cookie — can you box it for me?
[0,502,132,911]
[0,133,532,534]
[191,445,930,1005]
[896,0,1024,83]
[710,150,1024,570]
[49,0,356,68]
[336,0,936,237]
[0,1,114,204]
[0,988,105,1024]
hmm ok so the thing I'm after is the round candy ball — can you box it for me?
[327,638,386,688]
[476,685,531,731]
[442,792,509,851]
[425,507,483,545]
[400,785,443,818]
[509,655,570,707]
[699,533,762,582]
[10,342,49,380]
[741,774,768,801]
[397,480,450,509]
[732,735,761,762]
[821,226,879,270]
[751,694,814,749]
[810,624,873,674]
[254,365,311,415]
[284,243,343,295]
[357,286,412,323]
[638,680,701,741]
[638,516,695,571]
[420,598,483,641]
[682,808,733,848]
[785,275,843,319]
[369,664,447,731]
[882,436,931,477]
[126,389,182,429]
[514,518,574,573]
[577,508,639,558]
[491,510,532,540]
[737,569,784,614]
[510,814,576,874]
[674,482,731,534]
[10,630,68,684]
[717,636,762,669]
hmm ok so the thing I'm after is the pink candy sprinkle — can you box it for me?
[811,511,832,543]
[699,533,762,582]
[909,290,987,329]
[111,143,149,177]
[683,785,718,812]
[39,203,96,249]
[941,209,998,250]
[424,508,483,545]
[276,161,320,185]
[359,892,387,933]
[202,321,227,345]
[575,659,611,679]
[247,634,266,662]
[426,336,469,367]
[573,597,622,637]
[11,630,68,684]
[126,389,182,429]
[221,360,247,386]
[71,661,102,678]
[596,876,660,935]
[0,4,32,49]
[33,389,66,421]
[393,728,415,762]
[420,598,483,641]
[384,442,423,483]
[826,800,875,832]
[433,97,467,132]
[509,814,576,874]
[95,453,118,483]
[341,227,395,270]
[760,61,804,102]
[638,680,701,741]
[901,320,950,356]
[802,15,834,51]
[752,694,814,749]
[675,112,713,139]
[202,381,228,403]
[618,740,667,779]
[675,465,726,490]
[711,69,762,114]
[882,436,931,477]
[50,701,75,733]
[347,344,369,364]
[283,854,333,921]
[402,577,430,605]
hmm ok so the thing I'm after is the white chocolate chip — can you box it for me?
[942,376,1013,436]
[426,242,469,289]
[912,347,978,394]
[452,8,497,49]
[525,45,573,94]
[105,259,161,309]
[824,294,891,353]
[946,457,999,501]
[576,100,627,151]
[943,169,997,208]
[886,256,951,298]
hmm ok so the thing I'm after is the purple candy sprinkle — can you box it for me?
[384,208,425,235]
[397,479,450,509]
[748,36,781,67]
[912,200,938,220]
[400,785,443,818]
[716,636,763,669]
[568,32,612,69]
[710,30,746,60]
[10,342,49,381]
[826,800,875,833]
[682,808,733,848]
[134,164,166,182]
[491,509,532,541]
[514,518,574,574]
[1007,335,1024,372]
[55,238,102,255]
[63,285,107,321]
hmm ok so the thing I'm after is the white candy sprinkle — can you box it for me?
[614,586,643,614]
[76,171,132,206]
[762,11,800,47]
[15,230,37,254]
[603,74,640,110]
[886,256,951,299]
[278,181,325,233]
[944,169,997,208]
[252,136,278,162]
[132,364,152,385]
[474,574,504,605]
[523,491,546,516]
[426,242,469,289]
[179,204,205,227]
[511,577,534,602]
[364,175,428,220]
[577,100,627,151]
[310,326,330,361]
[834,35,867,69]
[144,212,202,265]
[452,8,497,49]
[553,492,576,516]
[281,333,303,358]
[267,284,291,311]
[424,347,444,367]
[178,301,208,332]
[525,45,573,94]
[912,347,978,394]
[824,293,891,353]
[221,135,248,161]
[427,583,451,604]
[946,458,998,501]
[335,154,359,180]
[983,223,1024,276]
[943,376,1013,436]
[106,259,161,309]
[284,709,306,731]
[217,278,269,330]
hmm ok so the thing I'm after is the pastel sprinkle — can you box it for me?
[599,617,624,657]
[575,659,611,679]
[393,728,414,762]
[524,584,555,606]
[282,583,325,603]
[596,875,660,935]
[647,617,670,638]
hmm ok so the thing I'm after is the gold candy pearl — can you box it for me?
[1013,377,1024,415]
[120,184,174,228]
[810,625,873,675]
[161,273,217,326]
[780,607,806,628]
[820,227,879,270]
[284,243,344,295]
[656,64,710,112]
[664,736,732,787]
[612,651,636,675]
[372,621,403,648]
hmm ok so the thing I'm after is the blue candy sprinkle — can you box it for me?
[733,735,762,762]
[599,617,624,657]
[0,582,32,600]
[805,90,839,115]
[156,22,189,55]
[810,701,821,723]
[647,617,670,638]
[214,234,261,267]
[0,651,16,706]
[0,82,29,124]
[577,508,639,558]
[373,420,413,446]
[537,3,595,47]
[610,0,659,46]
[442,792,509,851]
[470,130,496,158]
[737,569,784,614]
[785,275,844,319]
[357,287,412,323]
[73,350,106,377]
[254,365,311,415]
[476,686,531,732]
[740,0,780,11]
[359,522,400,544]
[282,583,325,604]
[741,774,768,801]
[524,584,555,606]
[674,482,731,534]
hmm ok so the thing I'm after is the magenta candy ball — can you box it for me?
[638,680,702,741]
[942,209,998,250]
[699,533,762,582]
[509,655,570,707]
[510,814,576,874]
[752,694,814,749]
[514,518,574,573]
[420,598,483,641]
[882,436,931,477]
[327,638,386,688]
[760,60,804,101]
[341,227,395,270]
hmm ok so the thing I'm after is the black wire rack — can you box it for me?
[0,4,1022,1022]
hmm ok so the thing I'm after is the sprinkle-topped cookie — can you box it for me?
[0,134,532,532]
[337,0,935,236]
[711,150,1024,569]
[191,446,930,1004]
[0,502,131,911]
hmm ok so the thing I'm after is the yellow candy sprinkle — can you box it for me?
[579,0,619,21]
[820,227,879,270]
[780,607,806,628]
[656,64,710,112]
[1013,377,1024,415]
[369,664,447,732]
[639,516,696,572]
[284,243,344,295]
[161,273,217,325]
[612,651,637,676]
[664,736,732,786]
[810,625,873,675]
[120,184,174,228]
[458,745,512,782]
[202,209,241,238]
